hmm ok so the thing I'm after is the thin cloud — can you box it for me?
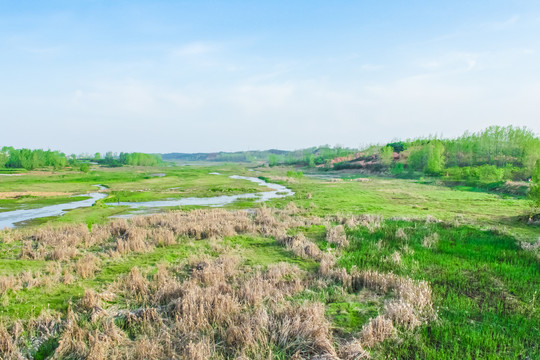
[360,64,383,71]
[482,14,520,30]
[171,42,219,56]
[416,52,481,72]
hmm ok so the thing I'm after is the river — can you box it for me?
[0,176,293,228]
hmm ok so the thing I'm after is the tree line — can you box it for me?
[0,147,67,170]
[347,126,540,182]
[0,147,163,170]
[85,152,163,167]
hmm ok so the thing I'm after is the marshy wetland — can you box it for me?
[0,163,538,359]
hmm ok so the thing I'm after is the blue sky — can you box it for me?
[1,1,539,153]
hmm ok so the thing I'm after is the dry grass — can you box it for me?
[395,228,407,240]
[273,302,336,357]
[360,316,395,348]
[326,225,349,248]
[0,207,439,359]
[359,215,383,233]
[384,300,421,330]
[0,276,19,295]
[0,323,17,359]
[422,232,440,248]
[339,339,371,359]
[520,237,540,252]
[278,233,323,260]
[13,254,340,359]
[75,254,100,279]
[387,251,402,266]
[150,228,176,247]
[0,191,71,199]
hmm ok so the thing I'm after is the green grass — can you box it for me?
[260,168,536,240]
[224,235,318,271]
[0,195,90,213]
[337,220,539,359]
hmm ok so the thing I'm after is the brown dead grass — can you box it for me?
[360,315,395,348]
[75,254,100,279]
[0,207,438,359]
[326,225,349,248]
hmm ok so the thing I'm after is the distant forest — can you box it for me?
[3,126,539,183]
[0,147,162,171]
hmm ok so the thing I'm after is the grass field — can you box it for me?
[0,164,538,359]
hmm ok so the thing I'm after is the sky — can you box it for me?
[1,0,540,154]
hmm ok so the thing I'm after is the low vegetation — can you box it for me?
[0,201,537,359]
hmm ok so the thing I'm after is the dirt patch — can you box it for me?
[0,192,72,199]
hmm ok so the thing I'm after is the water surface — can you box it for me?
[111,175,293,208]
[0,186,107,228]
[0,176,293,228]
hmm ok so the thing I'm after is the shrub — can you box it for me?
[286,170,304,178]
[79,163,90,173]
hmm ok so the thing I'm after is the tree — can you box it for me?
[407,145,427,172]
[380,146,394,166]
[80,163,90,173]
[425,142,446,175]
[308,154,316,168]
[0,151,7,168]
[268,154,278,167]
[530,160,540,212]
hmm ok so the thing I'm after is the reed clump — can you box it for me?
[326,225,349,248]
[75,254,100,279]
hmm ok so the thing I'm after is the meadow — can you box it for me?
[0,164,538,359]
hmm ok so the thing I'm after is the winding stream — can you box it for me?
[110,175,293,208]
[0,186,108,229]
[0,176,293,228]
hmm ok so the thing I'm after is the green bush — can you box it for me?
[286,170,303,178]
[391,163,405,175]
[79,163,90,173]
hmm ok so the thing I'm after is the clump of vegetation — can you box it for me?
[326,224,349,248]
